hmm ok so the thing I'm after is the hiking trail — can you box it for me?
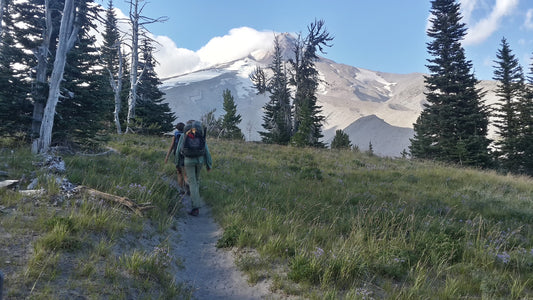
[168,194,284,299]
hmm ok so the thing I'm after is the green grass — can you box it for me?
[2,135,533,299]
[203,139,533,299]
[0,135,186,299]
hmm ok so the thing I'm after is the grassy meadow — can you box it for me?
[204,139,533,299]
[0,135,190,299]
[1,135,533,299]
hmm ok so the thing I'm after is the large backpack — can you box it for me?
[181,121,206,158]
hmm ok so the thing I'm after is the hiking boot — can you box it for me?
[188,207,199,216]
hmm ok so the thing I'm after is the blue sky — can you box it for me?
[103,0,533,80]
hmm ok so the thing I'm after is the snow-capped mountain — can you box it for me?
[160,33,498,157]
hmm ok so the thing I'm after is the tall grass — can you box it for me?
[0,134,186,299]
[204,139,533,298]
[2,135,532,298]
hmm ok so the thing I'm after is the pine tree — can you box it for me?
[53,0,114,148]
[124,0,167,133]
[101,0,126,134]
[492,37,525,172]
[0,0,33,138]
[251,35,292,144]
[518,54,533,175]
[367,141,374,156]
[21,0,58,138]
[201,108,222,138]
[410,0,491,167]
[290,20,333,147]
[220,89,244,140]
[330,129,351,150]
[135,38,175,134]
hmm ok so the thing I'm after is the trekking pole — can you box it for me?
[0,269,3,300]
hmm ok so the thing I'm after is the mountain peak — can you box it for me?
[250,32,297,62]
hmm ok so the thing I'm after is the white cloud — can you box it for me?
[151,27,276,78]
[463,0,519,45]
[196,27,276,66]
[460,0,478,24]
[524,9,533,30]
[152,35,201,78]
[99,6,277,78]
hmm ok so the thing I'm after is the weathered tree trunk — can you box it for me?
[0,0,5,40]
[108,42,124,134]
[31,0,53,141]
[125,0,140,133]
[0,180,18,189]
[74,186,154,216]
[35,0,79,154]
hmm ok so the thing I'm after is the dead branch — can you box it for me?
[19,189,46,197]
[0,180,18,189]
[74,185,154,216]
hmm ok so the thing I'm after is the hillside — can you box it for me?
[1,137,532,298]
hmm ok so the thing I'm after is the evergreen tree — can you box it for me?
[201,108,222,138]
[290,20,333,147]
[124,0,167,133]
[0,0,33,138]
[492,37,525,172]
[54,0,113,148]
[251,35,292,144]
[101,0,127,133]
[220,89,244,140]
[410,0,491,167]
[366,141,374,156]
[518,54,533,175]
[330,129,351,150]
[135,38,175,134]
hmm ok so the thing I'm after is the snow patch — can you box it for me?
[161,69,228,88]
[355,68,397,97]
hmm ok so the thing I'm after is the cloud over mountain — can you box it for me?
[152,27,276,78]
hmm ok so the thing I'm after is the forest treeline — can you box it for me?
[1,0,532,176]
[0,0,174,152]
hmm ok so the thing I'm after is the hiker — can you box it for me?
[176,120,212,216]
[165,122,188,194]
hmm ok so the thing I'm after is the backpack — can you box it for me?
[181,121,206,158]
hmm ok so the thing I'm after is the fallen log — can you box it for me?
[0,180,18,190]
[74,186,154,216]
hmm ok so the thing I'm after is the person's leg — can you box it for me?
[185,163,203,209]
[177,166,186,191]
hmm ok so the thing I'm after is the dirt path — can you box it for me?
[170,197,276,300]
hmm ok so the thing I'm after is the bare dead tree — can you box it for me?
[34,0,80,154]
[0,0,5,39]
[124,0,167,133]
[106,40,125,134]
[31,0,53,139]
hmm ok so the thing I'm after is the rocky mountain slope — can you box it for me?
[160,33,498,156]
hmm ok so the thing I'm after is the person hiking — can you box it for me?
[175,120,212,216]
[165,122,188,194]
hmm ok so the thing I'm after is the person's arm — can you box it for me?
[164,135,176,163]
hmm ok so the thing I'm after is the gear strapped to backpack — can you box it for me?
[171,131,182,156]
[181,121,206,158]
